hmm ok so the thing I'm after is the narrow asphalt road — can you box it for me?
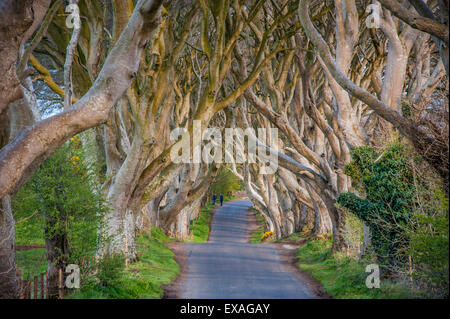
[179,199,315,299]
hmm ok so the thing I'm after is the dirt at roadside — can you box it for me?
[206,205,218,242]
[246,207,263,242]
[163,241,187,299]
[273,242,331,299]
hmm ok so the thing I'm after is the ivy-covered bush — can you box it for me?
[337,144,448,296]
[337,144,414,265]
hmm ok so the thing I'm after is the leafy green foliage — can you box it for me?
[210,167,242,195]
[96,255,126,287]
[13,138,107,264]
[297,237,422,299]
[15,248,47,280]
[338,145,416,266]
[68,233,179,299]
[407,189,449,296]
[14,213,44,246]
[337,143,448,297]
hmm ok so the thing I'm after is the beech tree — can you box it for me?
[0,0,164,298]
[0,0,447,299]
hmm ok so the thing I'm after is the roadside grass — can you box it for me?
[250,225,424,299]
[275,231,305,243]
[190,206,213,243]
[149,225,177,243]
[67,230,179,299]
[14,211,44,246]
[15,196,241,297]
[14,211,47,281]
[15,221,180,299]
[189,195,236,243]
[15,248,47,280]
[249,208,268,243]
[296,236,424,299]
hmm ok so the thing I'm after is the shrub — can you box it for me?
[337,144,414,266]
[97,254,126,287]
[407,188,449,297]
[337,143,448,297]
[13,138,107,265]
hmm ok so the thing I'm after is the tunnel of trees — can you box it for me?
[0,0,448,298]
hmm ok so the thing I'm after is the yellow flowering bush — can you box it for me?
[70,155,85,175]
[70,135,81,143]
[69,136,84,175]
[261,231,273,241]
[71,155,80,166]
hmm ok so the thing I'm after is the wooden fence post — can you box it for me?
[46,271,49,299]
[18,269,25,299]
[27,280,31,299]
[58,268,64,299]
[34,276,38,299]
[40,272,44,299]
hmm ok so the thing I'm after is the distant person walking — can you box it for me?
[220,193,224,206]
[212,193,217,205]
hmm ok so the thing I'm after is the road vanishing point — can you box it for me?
[178,199,315,299]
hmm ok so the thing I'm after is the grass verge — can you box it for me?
[275,232,305,243]
[249,208,268,243]
[189,196,236,243]
[15,248,47,280]
[189,202,214,243]
[15,196,241,297]
[14,210,45,246]
[296,236,424,298]
[67,228,179,299]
